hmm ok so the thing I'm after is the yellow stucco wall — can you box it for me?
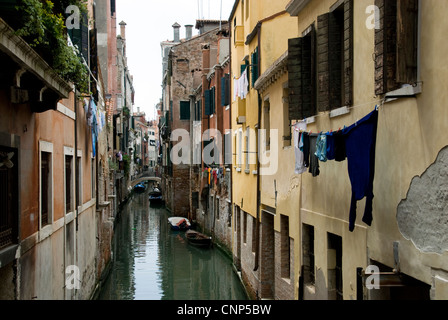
[255,0,448,299]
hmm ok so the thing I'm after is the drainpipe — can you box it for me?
[254,24,262,273]
[74,88,79,232]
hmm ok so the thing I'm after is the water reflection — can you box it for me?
[98,191,247,300]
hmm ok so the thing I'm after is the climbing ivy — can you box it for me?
[14,0,90,93]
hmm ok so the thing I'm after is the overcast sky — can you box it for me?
[115,0,235,120]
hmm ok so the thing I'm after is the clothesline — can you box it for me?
[292,98,385,133]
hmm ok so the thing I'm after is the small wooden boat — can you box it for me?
[168,217,191,231]
[186,230,212,248]
[134,183,146,193]
[149,186,163,203]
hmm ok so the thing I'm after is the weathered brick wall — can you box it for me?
[238,210,260,300]
[274,232,295,300]
[172,165,190,217]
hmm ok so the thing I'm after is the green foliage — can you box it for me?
[14,0,90,93]
[122,154,131,177]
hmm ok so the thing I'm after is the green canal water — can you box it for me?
[98,191,248,300]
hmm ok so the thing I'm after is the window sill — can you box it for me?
[0,244,18,268]
[39,224,53,242]
[385,83,422,102]
[329,106,350,119]
[305,284,316,295]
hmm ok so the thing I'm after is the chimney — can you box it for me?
[119,21,127,40]
[185,24,193,40]
[172,22,181,43]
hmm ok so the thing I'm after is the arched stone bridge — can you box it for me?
[130,176,161,187]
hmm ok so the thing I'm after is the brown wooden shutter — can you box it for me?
[302,26,315,119]
[317,13,330,112]
[396,0,418,84]
[375,0,399,95]
[343,0,353,106]
[288,28,315,120]
[288,37,303,120]
[318,11,343,112]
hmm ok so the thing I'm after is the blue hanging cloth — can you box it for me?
[342,109,379,232]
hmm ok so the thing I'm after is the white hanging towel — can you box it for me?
[293,121,307,174]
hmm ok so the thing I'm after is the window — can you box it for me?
[227,202,232,228]
[0,145,18,250]
[215,196,219,220]
[40,151,51,228]
[282,86,291,147]
[245,126,250,172]
[91,156,95,200]
[251,216,257,253]
[224,131,232,166]
[302,224,315,285]
[317,0,353,111]
[243,211,247,244]
[180,101,190,120]
[288,24,316,120]
[251,47,259,87]
[204,87,216,116]
[281,215,290,279]
[221,74,230,107]
[238,128,243,168]
[65,154,74,214]
[195,100,202,121]
[76,152,82,208]
[328,233,343,300]
[375,0,419,95]
[263,101,270,151]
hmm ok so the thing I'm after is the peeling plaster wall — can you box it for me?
[397,146,448,254]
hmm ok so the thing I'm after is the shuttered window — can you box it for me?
[221,74,230,107]
[204,90,212,116]
[317,0,353,112]
[204,88,216,116]
[195,100,202,121]
[251,47,259,87]
[180,101,190,120]
[288,25,316,120]
[68,12,89,61]
[375,0,419,95]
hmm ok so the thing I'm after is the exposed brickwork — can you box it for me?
[274,232,295,300]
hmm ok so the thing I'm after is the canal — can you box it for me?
[98,189,248,300]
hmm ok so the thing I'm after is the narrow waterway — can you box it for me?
[98,188,248,300]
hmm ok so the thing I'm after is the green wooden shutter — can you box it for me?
[180,101,190,120]
[221,74,230,106]
[204,90,212,116]
[251,47,259,87]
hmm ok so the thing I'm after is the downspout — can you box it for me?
[74,88,79,232]
[254,24,262,272]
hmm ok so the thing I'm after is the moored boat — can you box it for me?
[185,230,212,248]
[134,183,146,193]
[168,217,191,231]
[149,186,163,203]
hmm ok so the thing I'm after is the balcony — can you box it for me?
[0,18,73,113]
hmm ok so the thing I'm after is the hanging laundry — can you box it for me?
[301,132,311,169]
[315,133,328,162]
[308,134,320,177]
[326,131,346,162]
[233,78,239,102]
[343,109,379,232]
[293,121,307,174]
[213,169,218,185]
